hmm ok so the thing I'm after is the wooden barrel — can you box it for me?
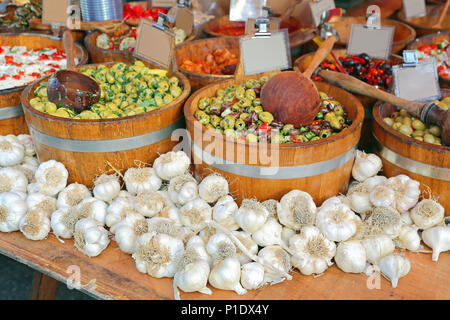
[372,90,450,214]
[0,33,88,136]
[328,16,416,54]
[397,4,450,37]
[84,28,198,64]
[20,62,191,187]
[184,79,364,205]
[293,49,403,152]
[407,31,450,89]
[175,37,240,92]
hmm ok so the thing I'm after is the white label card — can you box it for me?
[309,0,336,27]
[240,29,291,75]
[229,0,267,22]
[152,0,177,7]
[402,0,427,19]
[347,24,395,60]
[42,0,70,25]
[175,7,193,36]
[393,61,441,102]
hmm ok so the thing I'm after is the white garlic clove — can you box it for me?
[335,240,367,273]
[281,227,296,246]
[168,174,198,206]
[251,217,283,247]
[385,175,420,213]
[396,224,422,251]
[74,218,110,258]
[346,183,372,216]
[134,191,166,218]
[316,202,360,242]
[76,197,108,226]
[257,245,292,282]
[0,167,28,194]
[206,232,236,261]
[369,185,395,208]
[0,191,28,232]
[208,257,247,295]
[212,195,239,231]
[362,235,395,264]
[26,193,57,217]
[241,262,265,290]
[422,225,450,262]
[232,230,259,265]
[378,254,411,288]
[179,198,212,231]
[105,197,137,228]
[19,209,51,241]
[174,260,211,298]
[0,135,25,166]
[364,176,387,192]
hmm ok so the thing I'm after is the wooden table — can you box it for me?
[0,231,448,300]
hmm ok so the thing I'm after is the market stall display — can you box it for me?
[0,0,42,31]
[407,31,450,89]
[328,16,416,54]
[0,33,87,135]
[397,3,450,36]
[123,2,166,27]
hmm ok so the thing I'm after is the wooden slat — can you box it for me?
[0,231,448,300]
[30,272,59,300]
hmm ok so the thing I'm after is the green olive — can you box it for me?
[282,124,294,135]
[383,117,394,126]
[169,76,179,87]
[330,119,342,130]
[240,113,250,121]
[163,94,174,104]
[334,106,344,116]
[245,79,257,89]
[210,115,221,128]
[429,125,441,137]
[237,98,251,108]
[392,122,402,130]
[434,137,442,145]
[235,87,246,100]
[253,106,263,114]
[411,130,424,137]
[198,97,210,110]
[216,89,226,97]
[412,119,426,130]
[245,89,256,100]
[259,111,274,124]
[336,115,345,124]
[399,124,413,136]
[271,134,284,144]
[319,92,329,100]
[414,136,424,141]
[399,109,409,117]
[402,117,412,126]
[252,98,261,107]
[195,110,210,125]
[235,119,246,131]
[319,129,332,139]
[423,133,435,144]
[394,116,403,123]
[295,135,309,143]
[324,112,336,123]
[220,116,236,129]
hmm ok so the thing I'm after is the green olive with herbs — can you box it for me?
[429,125,441,137]
[334,106,344,116]
[259,111,274,124]
[245,89,256,100]
[402,117,412,126]
[252,98,261,107]
[198,97,210,110]
[210,115,221,128]
[282,124,294,135]
[423,133,435,144]
[412,119,425,130]
[392,122,402,130]
[324,112,336,123]
[235,119,246,131]
[220,116,235,129]
[253,106,263,114]
[399,124,413,136]
[383,117,394,126]
[330,119,342,130]
[411,130,424,137]
[319,129,332,139]
[296,135,309,142]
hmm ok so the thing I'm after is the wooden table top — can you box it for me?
[0,231,448,300]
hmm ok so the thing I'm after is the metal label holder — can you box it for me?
[364,5,381,29]
[177,0,191,8]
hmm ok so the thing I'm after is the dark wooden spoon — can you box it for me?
[260,35,337,126]
[47,29,100,113]
[319,69,450,146]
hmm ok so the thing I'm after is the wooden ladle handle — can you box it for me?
[303,35,337,79]
[318,69,425,117]
[62,29,76,71]
[432,0,450,29]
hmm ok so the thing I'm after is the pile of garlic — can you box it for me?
[0,137,448,299]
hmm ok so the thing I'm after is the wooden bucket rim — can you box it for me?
[20,62,191,125]
[397,3,449,31]
[175,37,240,80]
[329,16,417,48]
[0,32,88,96]
[372,89,450,152]
[183,78,365,151]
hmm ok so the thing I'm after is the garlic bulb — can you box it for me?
[362,235,395,264]
[352,151,382,182]
[289,226,336,275]
[110,212,148,254]
[51,207,79,238]
[35,160,68,196]
[168,174,198,206]
[105,197,137,228]
[316,201,361,242]
[14,156,38,183]
[365,206,401,237]
[364,176,388,191]
[76,197,108,225]
[26,193,57,216]
[212,195,239,231]
[27,182,39,194]
[74,218,110,257]
[385,175,420,213]
[400,212,413,225]
[134,191,165,217]
[206,232,236,261]
[179,198,212,231]
[262,199,278,218]
[378,254,411,288]
[0,167,28,193]
[132,232,184,278]
[346,183,372,216]
[232,230,259,265]
[17,134,35,156]
[241,262,265,290]
[209,257,247,295]
[251,217,283,247]
[19,209,51,241]
[0,135,24,166]
[93,174,120,202]
[257,245,291,284]
[198,174,229,204]
[396,224,422,251]
[153,151,190,181]
[57,183,91,209]
[0,192,28,232]
[281,227,296,245]
[182,236,212,267]
[335,240,367,273]
[174,260,212,299]
[147,217,191,242]
[277,190,317,231]
[422,225,450,261]
[369,185,395,208]
[123,167,162,195]
[410,199,444,230]
[234,199,269,234]
[159,204,182,225]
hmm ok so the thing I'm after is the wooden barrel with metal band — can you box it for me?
[20,62,191,187]
[184,80,364,205]
[372,89,450,214]
[0,32,88,135]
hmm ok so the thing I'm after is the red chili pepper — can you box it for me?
[12,75,21,80]
[30,72,41,78]
[48,63,60,69]
[44,69,56,75]
[5,55,14,64]
[311,120,322,126]
[0,47,3,54]
[0,74,7,80]
[22,51,29,56]
[259,122,270,133]
[290,136,302,143]
[38,54,49,61]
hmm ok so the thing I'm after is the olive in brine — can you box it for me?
[399,124,413,136]
[429,125,441,137]
[235,119,246,131]
[319,129,332,139]
[198,97,210,110]
[384,117,394,126]
[423,134,435,144]
[412,119,426,131]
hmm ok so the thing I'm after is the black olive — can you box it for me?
[359,53,371,64]
[221,65,236,75]
[352,64,362,75]
[343,59,356,67]
[385,68,392,75]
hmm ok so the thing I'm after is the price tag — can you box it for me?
[402,0,427,19]
[42,0,70,25]
[175,6,193,36]
[152,0,177,7]
[309,0,336,27]
[245,17,280,34]
[240,29,291,75]
[229,0,266,22]
[133,18,175,70]
[347,24,395,60]
[393,60,441,102]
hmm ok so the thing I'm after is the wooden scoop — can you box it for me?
[260,35,337,126]
[432,0,450,29]
[47,29,100,113]
[319,69,450,146]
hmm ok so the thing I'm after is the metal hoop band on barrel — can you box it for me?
[28,117,185,153]
[374,137,450,181]
[192,142,357,180]
[0,105,24,120]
